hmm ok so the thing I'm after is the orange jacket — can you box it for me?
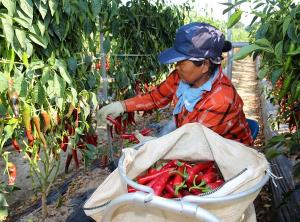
[124,67,253,146]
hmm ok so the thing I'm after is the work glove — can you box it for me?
[97,101,125,125]
[134,131,156,143]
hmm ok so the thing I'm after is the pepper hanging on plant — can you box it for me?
[22,102,34,146]
[7,79,19,118]
[41,108,51,133]
[32,110,48,148]
[7,162,17,186]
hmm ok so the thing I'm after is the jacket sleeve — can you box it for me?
[124,71,179,112]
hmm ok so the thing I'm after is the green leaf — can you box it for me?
[19,0,33,19]
[0,194,8,221]
[254,2,264,9]
[48,0,58,16]
[54,59,72,85]
[265,147,282,160]
[271,68,283,86]
[15,28,26,49]
[70,87,78,104]
[1,16,14,44]
[22,52,29,68]
[28,32,48,48]
[287,23,300,43]
[53,73,66,98]
[13,17,30,29]
[29,60,44,71]
[16,8,32,25]
[223,5,234,15]
[274,41,283,61]
[91,0,102,17]
[36,0,48,19]
[80,100,90,120]
[227,9,242,29]
[283,16,292,38]
[0,74,9,93]
[234,44,262,60]
[67,57,77,75]
[56,97,64,111]
[41,67,51,85]
[90,92,98,110]
[86,143,96,152]
[1,125,15,147]
[255,38,272,48]
[12,71,24,94]
[287,47,300,56]
[32,82,46,104]
[258,67,268,80]
[2,0,16,16]
[37,20,46,36]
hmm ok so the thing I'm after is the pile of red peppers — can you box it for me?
[128,159,224,198]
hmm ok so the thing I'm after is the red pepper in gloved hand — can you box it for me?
[186,161,214,184]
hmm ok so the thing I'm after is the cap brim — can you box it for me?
[158,47,191,64]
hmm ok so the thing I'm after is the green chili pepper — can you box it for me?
[22,103,34,146]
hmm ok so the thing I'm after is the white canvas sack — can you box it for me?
[84,123,268,222]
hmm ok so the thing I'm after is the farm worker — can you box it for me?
[98,22,253,146]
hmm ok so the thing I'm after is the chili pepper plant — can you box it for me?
[224,0,300,210]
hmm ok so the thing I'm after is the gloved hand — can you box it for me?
[97,101,125,125]
[134,130,156,143]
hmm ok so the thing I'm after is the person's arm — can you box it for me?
[124,70,179,112]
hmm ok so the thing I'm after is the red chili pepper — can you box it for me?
[201,171,217,184]
[60,136,69,152]
[127,112,136,126]
[7,162,17,186]
[152,172,173,196]
[12,138,21,153]
[189,187,202,195]
[141,128,152,136]
[137,167,175,185]
[162,192,174,199]
[72,149,79,168]
[127,185,136,193]
[165,183,182,198]
[173,166,184,189]
[161,160,182,170]
[186,161,214,184]
[181,190,191,197]
[106,115,123,134]
[148,168,158,175]
[205,165,217,174]
[206,179,224,190]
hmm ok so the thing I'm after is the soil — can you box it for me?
[4,57,273,221]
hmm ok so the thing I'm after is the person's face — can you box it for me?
[175,60,210,88]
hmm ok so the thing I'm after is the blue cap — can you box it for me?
[158,22,225,64]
